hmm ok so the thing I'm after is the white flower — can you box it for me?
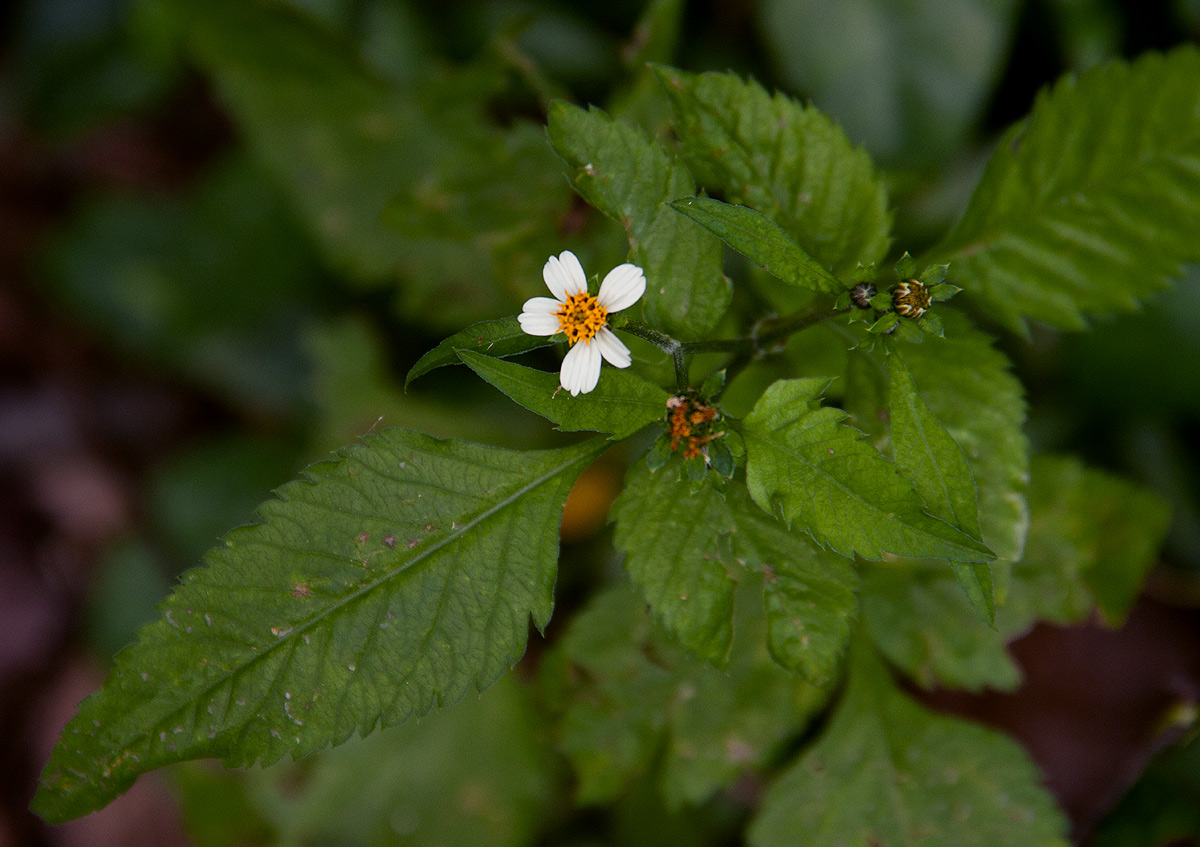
[519,251,646,396]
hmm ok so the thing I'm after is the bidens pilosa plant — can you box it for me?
[34,24,1196,845]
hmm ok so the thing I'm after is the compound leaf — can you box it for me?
[729,494,859,682]
[861,453,1147,691]
[932,47,1200,333]
[33,431,605,823]
[888,312,1030,573]
[740,378,994,563]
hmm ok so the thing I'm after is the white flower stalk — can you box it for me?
[519,251,646,396]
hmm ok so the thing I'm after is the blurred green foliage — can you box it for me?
[11,0,1200,842]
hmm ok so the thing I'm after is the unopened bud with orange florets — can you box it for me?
[666,393,720,459]
[646,384,735,481]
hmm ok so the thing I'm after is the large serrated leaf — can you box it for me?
[740,378,995,563]
[932,47,1200,333]
[458,350,669,440]
[749,640,1070,847]
[547,101,730,338]
[671,197,842,294]
[33,431,605,823]
[888,353,995,625]
[656,66,890,277]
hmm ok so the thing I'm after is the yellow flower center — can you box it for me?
[892,279,932,318]
[556,292,608,345]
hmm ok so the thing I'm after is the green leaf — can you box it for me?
[890,310,1030,572]
[740,378,995,563]
[655,66,890,278]
[862,452,1136,692]
[887,355,983,537]
[730,497,860,682]
[170,0,568,329]
[610,465,738,664]
[749,640,1070,847]
[860,566,1021,692]
[1091,728,1200,847]
[612,464,859,679]
[458,350,669,441]
[543,585,829,808]
[932,47,1200,333]
[1026,456,1170,626]
[405,317,555,388]
[33,431,605,823]
[547,101,730,338]
[856,312,1034,689]
[887,353,995,625]
[671,197,842,294]
[43,156,320,416]
[169,0,426,279]
[213,677,556,847]
[756,0,1019,166]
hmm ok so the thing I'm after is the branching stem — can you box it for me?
[618,307,850,392]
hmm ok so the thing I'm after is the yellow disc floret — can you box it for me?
[556,292,608,345]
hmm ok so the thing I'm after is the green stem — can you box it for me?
[753,307,850,348]
[672,348,689,392]
[617,307,850,392]
[619,321,690,391]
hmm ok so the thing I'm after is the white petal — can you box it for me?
[518,297,563,335]
[560,340,601,396]
[519,312,561,336]
[593,327,632,369]
[543,250,588,300]
[597,263,646,313]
